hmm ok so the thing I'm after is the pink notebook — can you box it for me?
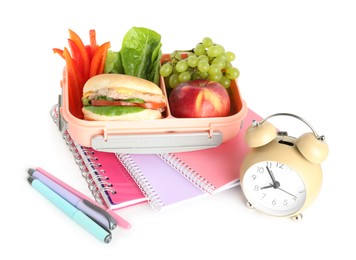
[50,104,148,210]
[75,145,148,209]
[159,108,262,194]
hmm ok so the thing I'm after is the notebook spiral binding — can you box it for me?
[158,153,215,194]
[117,153,164,211]
[50,104,115,206]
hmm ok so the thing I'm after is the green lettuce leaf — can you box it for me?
[104,50,123,74]
[119,27,162,85]
[84,106,144,116]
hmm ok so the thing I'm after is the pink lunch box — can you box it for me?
[57,61,248,154]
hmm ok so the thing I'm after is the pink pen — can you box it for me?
[36,167,131,229]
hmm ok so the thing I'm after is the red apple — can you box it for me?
[169,79,231,118]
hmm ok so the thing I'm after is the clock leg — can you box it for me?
[291,213,303,222]
[246,201,254,209]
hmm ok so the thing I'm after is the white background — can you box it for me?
[1,0,355,259]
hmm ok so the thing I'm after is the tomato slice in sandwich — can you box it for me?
[91,99,166,110]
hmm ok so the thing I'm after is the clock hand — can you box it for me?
[261,182,280,190]
[260,184,274,189]
[266,166,278,188]
[276,187,297,199]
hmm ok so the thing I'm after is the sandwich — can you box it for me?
[82,74,166,120]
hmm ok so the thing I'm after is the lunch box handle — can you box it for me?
[91,132,223,154]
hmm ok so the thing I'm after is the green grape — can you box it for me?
[178,71,191,82]
[209,71,223,82]
[162,37,239,89]
[176,60,188,72]
[207,45,219,58]
[187,55,198,68]
[198,71,209,79]
[160,62,173,77]
[197,55,209,63]
[216,44,225,56]
[211,57,225,70]
[172,64,179,75]
[194,43,206,56]
[171,51,181,61]
[220,76,231,88]
[209,64,221,76]
[197,61,210,73]
[191,71,202,80]
[226,67,240,79]
[216,53,227,61]
[224,61,233,70]
[169,74,179,88]
[202,37,213,48]
[225,51,235,62]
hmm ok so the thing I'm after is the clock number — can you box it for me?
[261,193,266,200]
[254,185,259,191]
[266,162,272,170]
[283,199,288,206]
[251,174,257,180]
[257,167,264,174]
[265,161,284,169]
[276,162,284,169]
[272,199,276,206]
[299,189,306,194]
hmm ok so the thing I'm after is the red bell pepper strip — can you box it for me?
[86,45,92,60]
[63,47,83,119]
[97,42,111,75]
[53,48,64,59]
[89,29,98,55]
[89,41,111,77]
[68,29,90,83]
[54,29,111,119]
[68,39,84,80]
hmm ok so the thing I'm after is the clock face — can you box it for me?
[242,160,306,216]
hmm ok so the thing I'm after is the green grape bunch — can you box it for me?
[160,37,240,88]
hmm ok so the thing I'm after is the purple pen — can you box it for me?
[28,168,117,230]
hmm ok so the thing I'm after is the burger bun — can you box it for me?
[83,74,164,96]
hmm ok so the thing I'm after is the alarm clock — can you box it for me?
[240,113,328,221]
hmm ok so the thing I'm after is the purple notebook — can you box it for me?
[117,153,206,211]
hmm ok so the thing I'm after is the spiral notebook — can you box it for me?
[158,108,261,194]
[50,104,147,210]
[118,108,261,211]
[117,153,206,211]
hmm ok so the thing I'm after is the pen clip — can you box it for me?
[82,199,117,230]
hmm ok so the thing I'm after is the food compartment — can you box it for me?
[159,53,242,119]
[59,65,247,153]
[160,75,243,119]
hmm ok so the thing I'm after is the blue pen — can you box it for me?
[28,176,112,243]
[28,168,117,230]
